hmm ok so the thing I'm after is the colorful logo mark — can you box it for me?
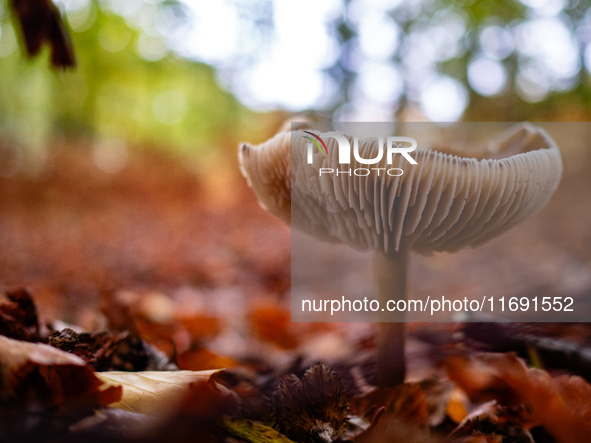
[302,130,328,155]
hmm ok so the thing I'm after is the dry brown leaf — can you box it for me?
[450,436,503,443]
[101,290,223,360]
[172,375,240,421]
[96,369,223,415]
[354,406,433,443]
[177,347,239,371]
[420,378,456,426]
[351,382,429,425]
[445,352,591,443]
[250,302,299,349]
[444,354,515,404]
[178,314,220,342]
[0,334,120,408]
[0,287,42,342]
[351,383,435,443]
[449,400,534,443]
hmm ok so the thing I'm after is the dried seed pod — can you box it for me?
[272,364,350,443]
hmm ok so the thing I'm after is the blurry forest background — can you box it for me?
[1,0,591,368]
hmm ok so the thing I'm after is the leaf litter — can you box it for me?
[2,284,590,442]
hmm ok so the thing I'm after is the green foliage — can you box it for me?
[221,417,297,443]
[2,0,591,158]
[0,0,253,157]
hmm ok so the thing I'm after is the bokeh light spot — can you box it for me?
[468,57,507,96]
[137,33,169,61]
[358,12,400,60]
[479,25,514,60]
[93,137,128,173]
[419,76,467,122]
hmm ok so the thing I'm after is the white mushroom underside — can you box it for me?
[240,124,563,255]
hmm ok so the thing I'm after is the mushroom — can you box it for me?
[238,123,562,387]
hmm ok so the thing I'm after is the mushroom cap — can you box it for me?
[239,123,562,255]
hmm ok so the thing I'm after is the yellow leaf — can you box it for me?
[96,369,221,415]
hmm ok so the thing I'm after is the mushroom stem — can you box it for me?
[374,246,409,387]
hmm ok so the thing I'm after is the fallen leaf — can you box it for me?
[449,400,534,443]
[350,383,429,426]
[94,375,238,443]
[449,436,503,443]
[221,417,297,443]
[178,314,220,342]
[100,290,222,359]
[177,347,239,371]
[172,376,240,421]
[0,334,120,409]
[445,352,591,443]
[353,405,433,443]
[250,302,299,349]
[420,378,456,427]
[0,287,42,342]
[96,369,222,415]
[350,381,454,443]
